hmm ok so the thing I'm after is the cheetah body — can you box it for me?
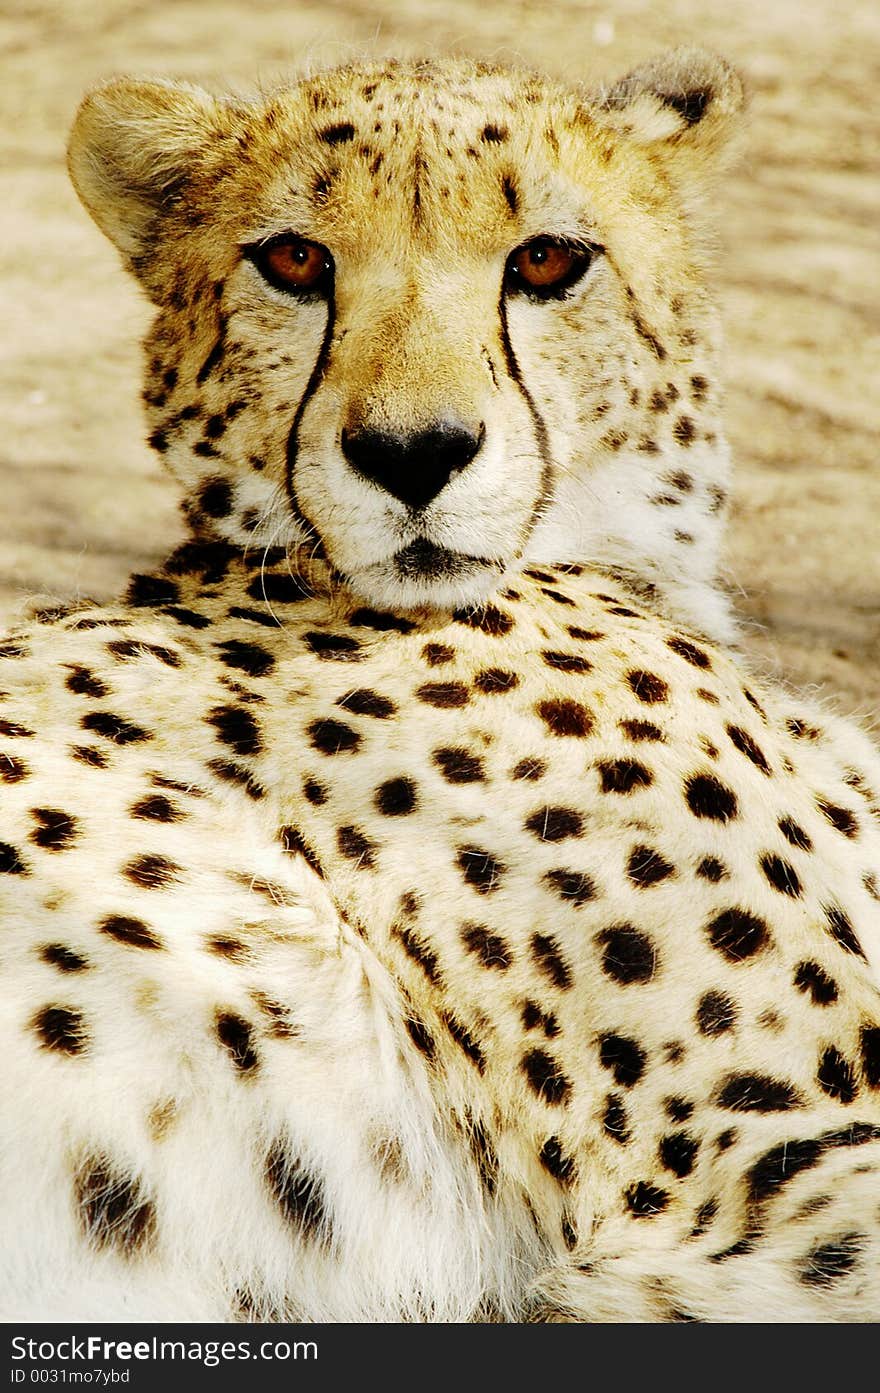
[2,51,880,1323]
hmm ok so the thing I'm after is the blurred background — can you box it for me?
[0,0,877,710]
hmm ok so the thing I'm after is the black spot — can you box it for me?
[304,631,363,661]
[421,642,455,666]
[691,1198,719,1236]
[760,852,803,898]
[817,799,859,839]
[535,698,594,739]
[520,1049,571,1105]
[161,605,210,629]
[684,773,737,821]
[405,1016,435,1060]
[667,636,711,668]
[706,907,770,961]
[123,854,180,889]
[453,604,514,636]
[460,922,511,969]
[597,925,656,984]
[543,868,597,905]
[129,794,182,823]
[266,1142,330,1246]
[0,841,29,875]
[824,904,866,960]
[673,415,696,446]
[303,778,328,805]
[433,747,485,782]
[278,824,324,877]
[726,725,771,775]
[227,606,278,629]
[349,607,415,633]
[394,925,442,986]
[659,1133,700,1178]
[817,1046,858,1104]
[778,817,812,851]
[599,1033,646,1087]
[619,719,664,742]
[443,1012,486,1072]
[215,639,275,678]
[567,627,605,642]
[456,846,506,894]
[416,681,470,709]
[531,933,571,989]
[336,688,396,718]
[307,718,361,755]
[481,122,508,143]
[125,573,181,607]
[319,121,356,144]
[800,1233,863,1288]
[716,1073,804,1112]
[665,1096,694,1123]
[29,808,79,851]
[468,1119,499,1195]
[597,758,653,794]
[627,845,674,888]
[627,670,668,703]
[625,1182,670,1217]
[98,914,161,950]
[337,825,376,868]
[375,777,418,816]
[206,758,265,799]
[501,173,518,214]
[197,476,233,518]
[65,666,110,698]
[511,757,546,781]
[539,1136,577,1183]
[793,961,838,1006]
[0,753,29,782]
[216,1012,259,1074]
[207,705,262,757]
[696,989,737,1036]
[248,572,313,605]
[525,806,584,841]
[76,1157,156,1253]
[32,1005,88,1055]
[81,712,151,745]
[40,943,89,973]
[861,1026,880,1087]
[474,667,519,694]
[541,650,592,674]
[603,1093,630,1143]
[696,856,728,883]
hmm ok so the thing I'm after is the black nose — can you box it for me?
[341,421,484,510]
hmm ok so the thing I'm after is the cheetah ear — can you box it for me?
[593,47,745,172]
[67,77,234,267]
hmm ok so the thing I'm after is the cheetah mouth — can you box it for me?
[392,538,487,581]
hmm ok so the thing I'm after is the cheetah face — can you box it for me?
[68,50,743,616]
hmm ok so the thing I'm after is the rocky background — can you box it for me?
[1,0,877,715]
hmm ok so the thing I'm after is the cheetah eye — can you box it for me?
[504,237,600,301]
[244,235,334,298]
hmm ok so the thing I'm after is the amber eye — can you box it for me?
[504,237,598,301]
[246,236,333,297]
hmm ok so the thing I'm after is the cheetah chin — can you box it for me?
[2,48,880,1324]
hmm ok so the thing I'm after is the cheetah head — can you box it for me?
[68,50,743,632]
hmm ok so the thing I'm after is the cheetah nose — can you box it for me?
[341,420,485,510]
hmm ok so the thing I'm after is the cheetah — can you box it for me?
[2,50,880,1323]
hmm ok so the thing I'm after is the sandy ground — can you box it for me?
[1,0,878,718]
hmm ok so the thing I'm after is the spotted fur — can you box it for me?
[2,51,880,1323]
